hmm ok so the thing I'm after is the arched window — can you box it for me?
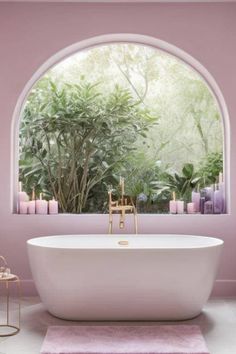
[12,34,229,215]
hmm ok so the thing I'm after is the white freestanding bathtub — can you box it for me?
[27,234,223,321]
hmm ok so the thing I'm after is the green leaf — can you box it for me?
[182,163,194,178]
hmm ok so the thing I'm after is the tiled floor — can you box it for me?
[0,297,236,353]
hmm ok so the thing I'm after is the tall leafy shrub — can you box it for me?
[19,78,157,213]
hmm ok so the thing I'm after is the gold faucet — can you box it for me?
[108,177,138,234]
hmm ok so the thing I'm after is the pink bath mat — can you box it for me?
[40,325,210,354]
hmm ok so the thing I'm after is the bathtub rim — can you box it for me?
[27,234,224,250]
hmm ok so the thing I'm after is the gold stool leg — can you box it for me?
[6,281,9,326]
[16,279,21,331]
[0,278,21,337]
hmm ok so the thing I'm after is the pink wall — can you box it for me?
[0,2,236,296]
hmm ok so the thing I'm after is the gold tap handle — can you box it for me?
[108,211,113,234]
[119,207,125,229]
[121,178,125,197]
[120,177,125,205]
[108,179,137,234]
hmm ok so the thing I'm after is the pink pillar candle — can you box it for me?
[49,198,58,214]
[28,200,36,214]
[176,200,184,214]
[19,201,28,214]
[18,182,29,213]
[18,182,29,201]
[191,191,200,212]
[187,202,195,214]
[169,200,177,214]
[36,193,48,214]
[18,191,29,202]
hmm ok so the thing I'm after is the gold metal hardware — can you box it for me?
[118,241,129,246]
[0,256,21,337]
[108,177,138,234]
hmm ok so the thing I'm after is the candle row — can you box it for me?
[18,183,58,215]
[191,172,225,214]
[169,172,225,215]
[169,201,184,214]
[169,192,184,214]
[19,198,58,215]
[170,198,224,215]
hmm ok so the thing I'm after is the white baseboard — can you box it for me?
[211,279,236,297]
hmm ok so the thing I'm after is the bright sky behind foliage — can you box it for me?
[47,43,223,173]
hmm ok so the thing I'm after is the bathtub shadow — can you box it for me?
[21,302,215,338]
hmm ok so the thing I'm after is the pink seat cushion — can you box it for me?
[40,325,209,354]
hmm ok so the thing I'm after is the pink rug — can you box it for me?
[40,325,210,354]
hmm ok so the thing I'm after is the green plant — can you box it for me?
[18,43,223,214]
[19,78,158,213]
[161,163,201,201]
[198,152,223,185]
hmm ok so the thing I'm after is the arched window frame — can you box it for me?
[11,33,230,214]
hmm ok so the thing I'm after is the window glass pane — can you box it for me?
[19,43,224,214]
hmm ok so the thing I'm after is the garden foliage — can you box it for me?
[19,44,223,213]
